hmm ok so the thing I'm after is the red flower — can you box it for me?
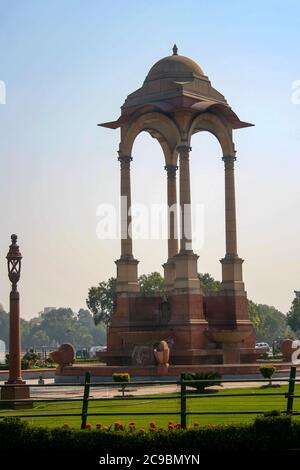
[114,422,124,431]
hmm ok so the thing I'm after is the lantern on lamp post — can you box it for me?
[7,234,22,289]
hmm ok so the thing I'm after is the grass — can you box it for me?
[1,384,300,429]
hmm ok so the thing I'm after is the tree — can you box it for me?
[198,273,221,294]
[0,310,9,346]
[287,292,300,333]
[21,318,32,349]
[36,308,77,346]
[248,301,262,332]
[252,304,287,344]
[138,272,164,294]
[30,330,50,348]
[77,309,95,329]
[86,277,116,326]
[86,273,165,326]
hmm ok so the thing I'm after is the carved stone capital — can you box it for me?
[177,143,192,155]
[164,164,178,178]
[118,153,132,169]
[222,154,236,169]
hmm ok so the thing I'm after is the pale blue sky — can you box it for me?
[0,0,299,318]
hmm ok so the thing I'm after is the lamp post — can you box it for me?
[6,234,24,384]
[0,235,31,408]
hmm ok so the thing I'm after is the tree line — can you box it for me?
[0,307,106,351]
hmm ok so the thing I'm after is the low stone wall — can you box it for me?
[54,362,299,383]
[0,368,56,383]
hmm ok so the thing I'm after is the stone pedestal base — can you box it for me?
[223,344,240,364]
[115,257,139,293]
[0,385,32,409]
[174,251,201,291]
[104,284,256,367]
[157,364,169,375]
[220,255,245,292]
[162,259,176,291]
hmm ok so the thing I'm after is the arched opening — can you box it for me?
[131,131,169,280]
[189,131,225,283]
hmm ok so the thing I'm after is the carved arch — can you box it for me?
[188,112,235,157]
[120,111,181,165]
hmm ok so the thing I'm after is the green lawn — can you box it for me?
[1,385,299,429]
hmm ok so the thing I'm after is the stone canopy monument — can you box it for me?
[97,45,259,371]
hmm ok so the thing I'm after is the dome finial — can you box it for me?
[172,44,178,56]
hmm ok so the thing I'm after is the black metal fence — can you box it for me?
[0,366,299,429]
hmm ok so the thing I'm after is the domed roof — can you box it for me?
[145,45,205,83]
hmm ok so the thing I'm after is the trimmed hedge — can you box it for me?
[112,373,131,383]
[0,415,299,453]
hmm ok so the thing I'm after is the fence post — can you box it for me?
[180,373,187,429]
[81,371,91,429]
[286,366,296,415]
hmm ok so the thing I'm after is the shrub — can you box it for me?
[21,358,30,369]
[112,373,130,383]
[184,372,222,393]
[0,416,299,455]
[263,410,281,417]
[112,372,130,397]
[259,366,276,386]
[19,350,41,369]
[253,415,292,447]
[259,352,269,360]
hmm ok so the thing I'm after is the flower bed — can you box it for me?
[0,415,299,453]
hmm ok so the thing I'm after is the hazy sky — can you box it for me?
[0,0,299,319]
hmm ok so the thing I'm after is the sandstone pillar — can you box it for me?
[115,153,139,293]
[174,144,200,291]
[163,164,178,290]
[221,154,244,292]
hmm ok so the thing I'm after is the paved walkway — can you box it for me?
[0,377,290,400]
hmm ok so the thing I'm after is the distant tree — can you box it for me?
[287,292,300,333]
[21,318,32,349]
[77,309,95,329]
[0,308,33,350]
[198,273,221,293]
[86,277,116,326]
[248,301,262,332]
[139,272,164,294]
[254,304,287,344]
[86,273,165,326]
[0,310,9,345]
[30,330,50,348]
[73,326,94,349]
[77,309,106,345]
[37,308,77,346]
